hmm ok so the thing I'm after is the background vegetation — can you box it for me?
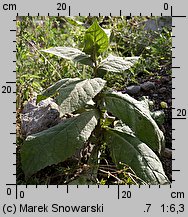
[16,16,172,184]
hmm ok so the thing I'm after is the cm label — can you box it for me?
[3,3,16,10]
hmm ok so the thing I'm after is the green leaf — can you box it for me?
[98,55,139,74]
[83,20,109,58]
[42,47,94,67]
[41,78,106,116]
[41,78,80,98]
[36,94,48,104]
[21,109,100,177]
[151,110,165,126]
[104,91,164,153]
[65,17,84,26]
[105,127,170,184]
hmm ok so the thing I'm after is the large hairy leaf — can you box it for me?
[21,109,99,177]
[83,20,109,58]
[98,55,139,74]
[56,78,106,116]
[40,78,106,116]
[105,128,170,184]
[37,78,80,104]
[42,47,94,67]
[104,92,164,153]
[41,78,80,98]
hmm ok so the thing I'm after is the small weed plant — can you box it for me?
[21,20,170,184]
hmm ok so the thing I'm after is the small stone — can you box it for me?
[140,81,155,91]
[167,99,172,104]
[152,93,158,97]
[158,87,167,93]
[162,148,172,159]
[126,85,141,95]
[161,76,170,83]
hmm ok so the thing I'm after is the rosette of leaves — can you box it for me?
[21,20,170,185]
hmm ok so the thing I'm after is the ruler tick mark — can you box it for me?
[69,6,71,16]
[117,185,120,199]
[172,15,187,18]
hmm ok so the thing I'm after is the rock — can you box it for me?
[126,85,141,95]
[21,97,60,137]
[140,81,155,91]
[152,93,158,97]
[144,17,172,31]
[162,148,172,159]
[161,76,170,83]
[167,99,172,105]
[158,87,167,93]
